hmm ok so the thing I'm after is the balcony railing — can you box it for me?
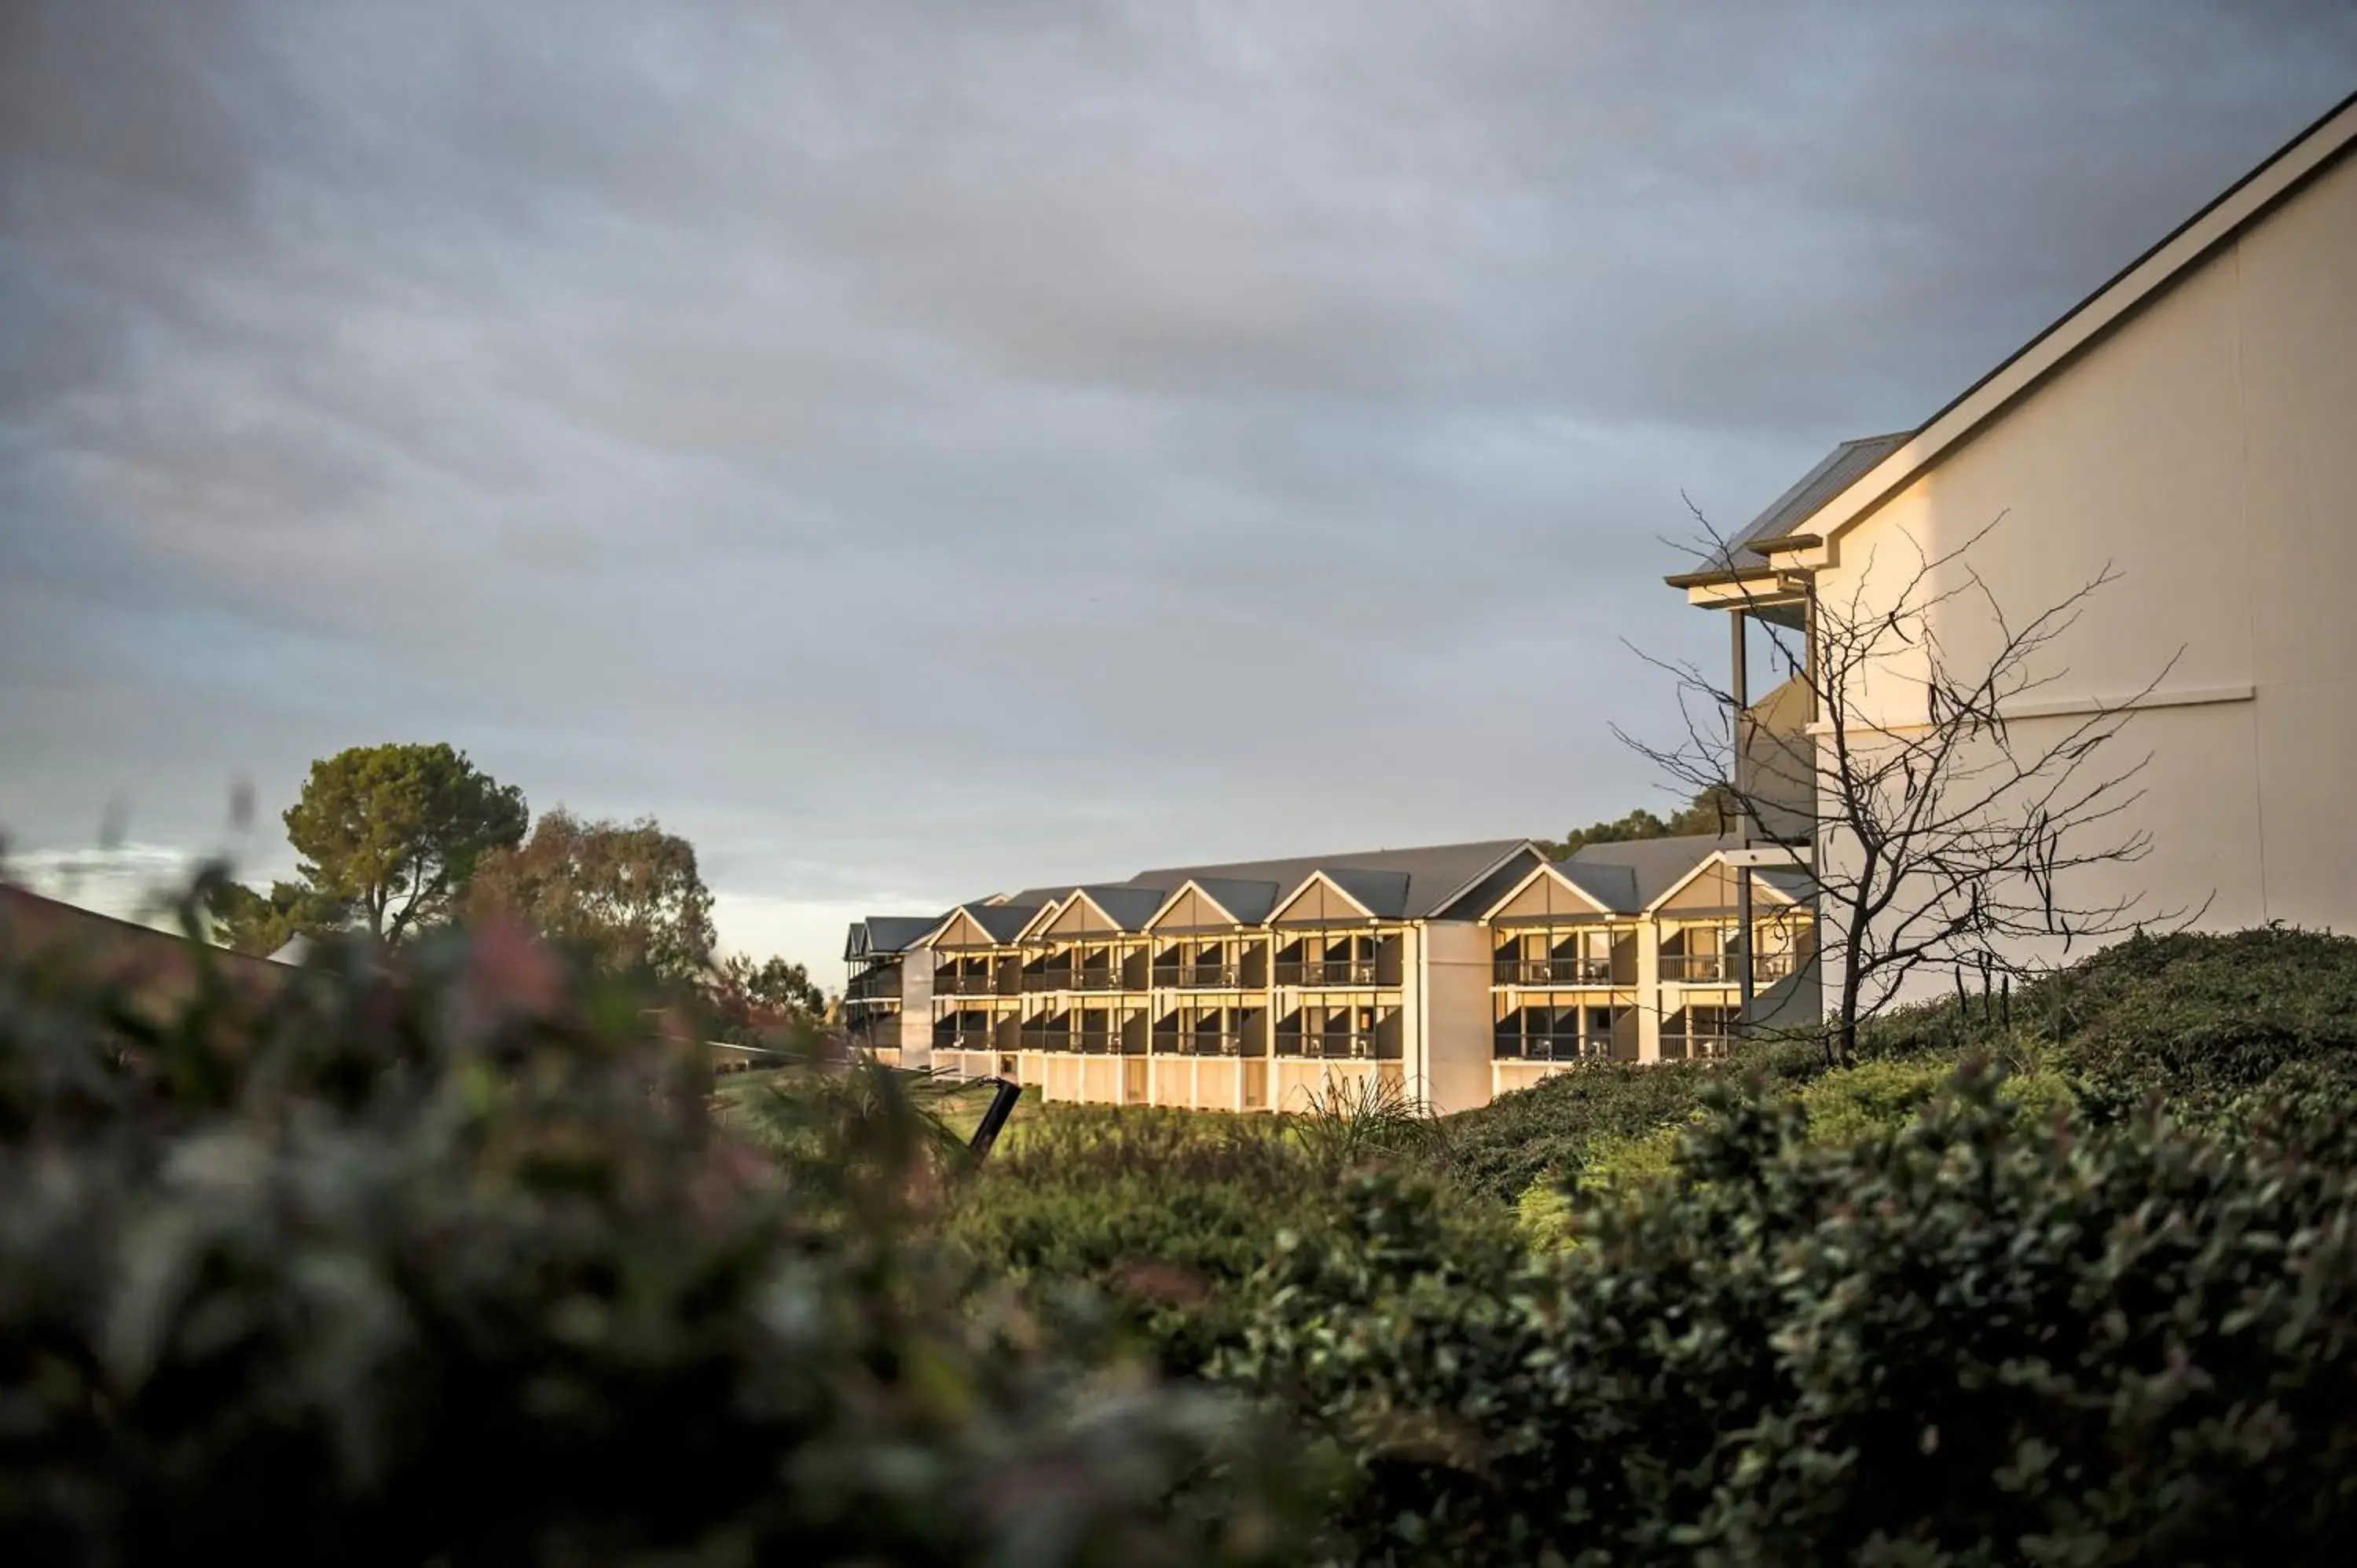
[1659,953,1728,983]
[935,971,1003,995]
[1277,959,1380,986]
[1754,951,1802,981]
[1019,1029,1145,1055]
[1661,1031,1736,1060]
[1021,969,1127,992]
[933,1031,994,1053]
[1274,1033,1401,1061]
[1152,963,1244,989]
[1150,1032,1252,1057]
[1492,956,1616,986]
[1493,1033,1614,1062]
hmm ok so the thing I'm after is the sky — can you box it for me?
[4,2,2354,980]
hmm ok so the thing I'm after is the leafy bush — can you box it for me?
[0,904,1304,1566]
[1234,1068,2357,1566]
[946,1094,1486,1376]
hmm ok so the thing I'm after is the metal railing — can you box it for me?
[1021,969,1127,992]
[1277,959,1380,986]
[1150,1032,1252,1057]
[1151,963,1244,989]
[1659,1031,1736,1059]
[1018,1029,1145,1055]
[1491,957,1616,986]
[933,1031,995,1052]
[1659,953,1728,983]
[1273,1033,1401,1061]
[1753,951,1802,981]
[934,971,999,995]
[1492,1033,1615,1062]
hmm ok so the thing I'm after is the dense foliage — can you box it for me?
[0,900,1300,1566]
[9,903,2356,1565]
[1235,1068,2357,1566]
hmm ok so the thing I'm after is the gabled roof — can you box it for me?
[1267,869,1382,925]
[845,913,944,960]
[1646,844,1818,914]
[1144,877,1285,931]
[1126,838,1536,921]
[1681,90,2357,577]
[1567,833,1746,911]
[1479,859,1621,922]
[1023,885,1171,939]
[921,902,1041,949]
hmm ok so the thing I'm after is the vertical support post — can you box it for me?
[1731,607,1756,1018]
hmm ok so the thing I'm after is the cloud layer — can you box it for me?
[5,1,2353,973]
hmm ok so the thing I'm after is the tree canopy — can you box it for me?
[205,879,348,957]
[1540,784,1736,860]
[466,808,717,984]
[281,742,527,943]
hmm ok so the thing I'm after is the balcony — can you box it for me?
[1021,968,1126,993]
[934,970,999,996]
[1274,1033,1400,1061]
[1659,953,1728,983]
[1661,1031,1735,1060]
[1493,1033,1614,1062]
[1019,1028,1142,1054]
[1152,963,1244,990]
[933,1030,994,1053]
[1754,951,1802,982]
[1151,1031,1252,1057]
[1492,956,1616,986]
[1277,958,1379,987]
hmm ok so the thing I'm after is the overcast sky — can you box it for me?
[4,2,2353,976]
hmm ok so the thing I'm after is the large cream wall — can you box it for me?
[1807,145,2357,989]
[1417,920,1493,1115]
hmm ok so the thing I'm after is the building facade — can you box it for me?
[1672,90,2357,1006]
[845,834,1814,1112]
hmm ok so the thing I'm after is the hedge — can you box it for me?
[1230,1066,2357,1566]
[0,907,1306,1566]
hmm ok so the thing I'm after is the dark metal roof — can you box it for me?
[858,914,942,955]
[963,903,1042,943]
[1072,885,1172,932]
[1690,432,1914,577]
[1127,838,1532,921]
[1553,860,1640,914]
[1565,833,1747,910]
[845,839,1537,958]
[1176,877,1285,925]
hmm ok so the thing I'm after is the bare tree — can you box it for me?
[1620,509,2187,1067]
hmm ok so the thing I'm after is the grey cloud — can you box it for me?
[4,0,2352,969]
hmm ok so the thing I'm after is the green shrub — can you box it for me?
[0,907,1305,1566]
[945,1110,1317,1374]
[1235,1068,2357,1566]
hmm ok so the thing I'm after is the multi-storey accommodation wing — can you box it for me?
[1671,89,2357,1004]
[1482,833,1817,1100]
[841,914,945,1064]
[846,832,1816,1112]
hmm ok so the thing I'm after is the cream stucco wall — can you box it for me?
[1417,920,1494,1115]
[1803,141,2357,1000]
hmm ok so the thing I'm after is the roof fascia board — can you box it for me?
[1772,93,2357,562]
[1268,870,1378,924]
[1644,850,1732,916]
[1428,840,1545,918]
[1478,860,1616,922]
[1014,897,1069,943]
[1142,878,1242,932]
